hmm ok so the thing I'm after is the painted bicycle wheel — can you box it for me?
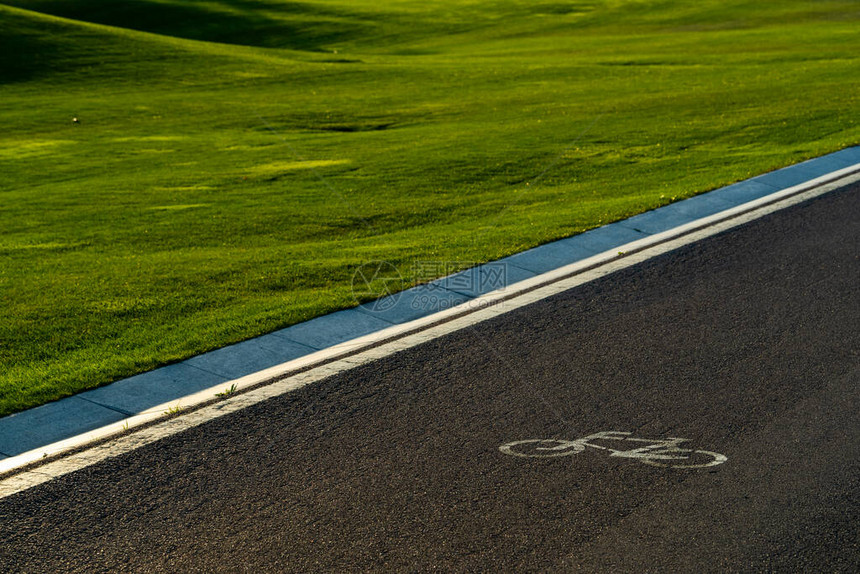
[499,439,585,458]
[637,449,727,469]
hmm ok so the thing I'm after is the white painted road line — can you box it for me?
[1,165,859,498]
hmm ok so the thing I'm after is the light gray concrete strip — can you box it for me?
[439,262,538,298]
[79,362,229,415]
[270,308,393,350]
[566,224,649,253]
[184,334,315,380]
[708,179,779,206]
[616,193,736,235]
[815,147,860,167]
[497,239,597,275]
[752,163,822,190]
[797,153,860,175]
[0,397,126,456]
[444,219,649,290]
[353,284,473,324]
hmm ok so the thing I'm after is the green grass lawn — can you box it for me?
[1,0,858,417]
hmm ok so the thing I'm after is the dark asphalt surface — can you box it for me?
[2,183,859,573]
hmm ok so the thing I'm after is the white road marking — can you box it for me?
[500,431,728,469]
[1,166,858,497]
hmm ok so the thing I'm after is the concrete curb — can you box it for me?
[1,146,858,472]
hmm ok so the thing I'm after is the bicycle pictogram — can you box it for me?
[500,431,727,469]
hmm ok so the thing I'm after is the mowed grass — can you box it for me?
[1,0,859,416]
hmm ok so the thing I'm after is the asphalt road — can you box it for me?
[2,183,858,573]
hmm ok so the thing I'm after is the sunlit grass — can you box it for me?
[1,0,858,415]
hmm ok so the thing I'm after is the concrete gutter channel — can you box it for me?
[1,146,859,471]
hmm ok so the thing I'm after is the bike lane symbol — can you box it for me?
[500,431,727,469]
